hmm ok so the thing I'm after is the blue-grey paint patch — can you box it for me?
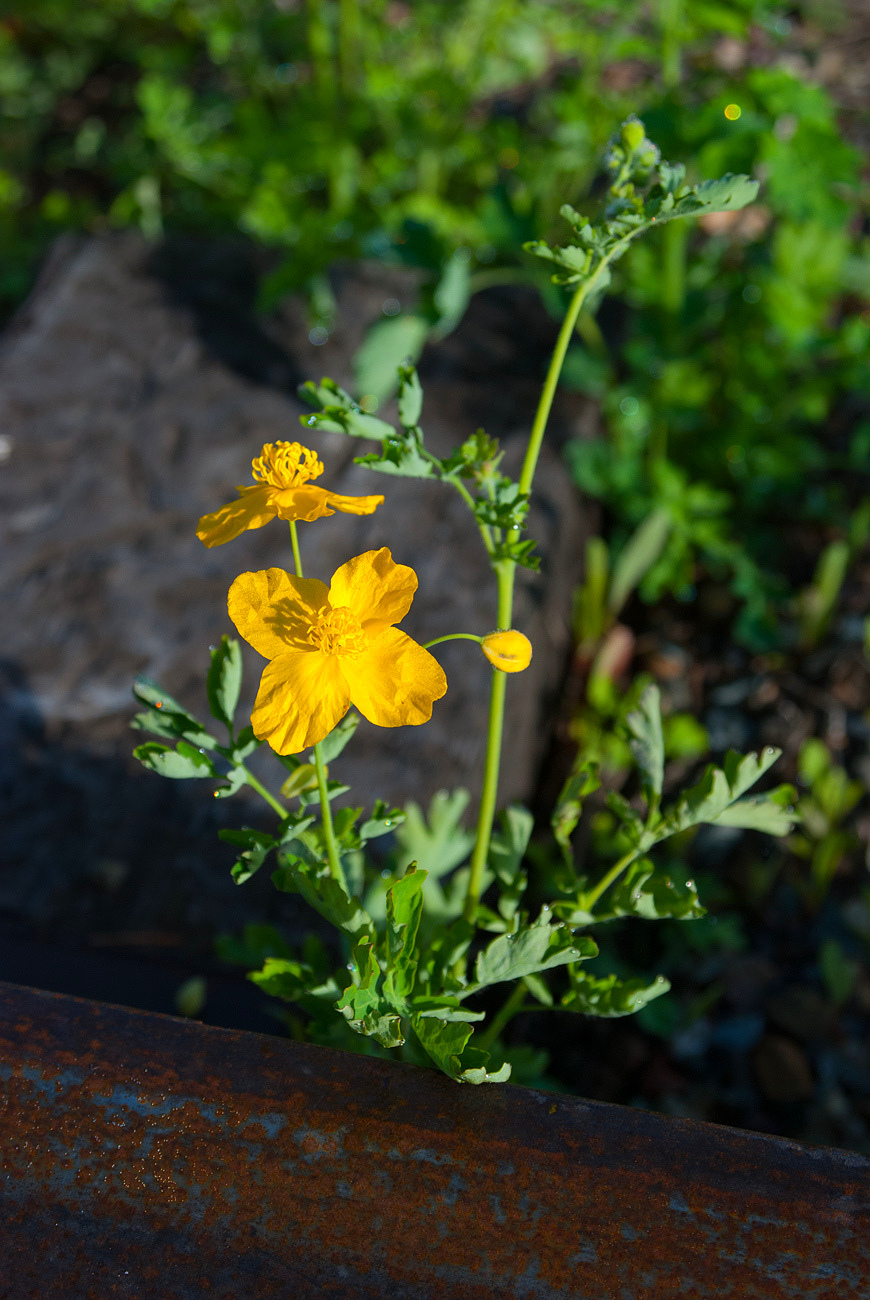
[620,1223,638,1241]
[668,1192,693,1215]
[440,1173,467,1206]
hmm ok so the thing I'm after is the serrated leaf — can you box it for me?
[206,635,242,731]
[664,747,783,836]
[395,789,474,878]
[213,765,248,800]
[561,970,670,1018]
[627,684,665,805]
[411,1014,510,1083]
[316,711,359,764]
[712,793,797,836]
[552,760,600,862]
[673,173,759,218]
[272,860,372,939]
[219,826,276,884]
[131,678,217,747]
[228,725,261,763]
[384,866,426,1004]
[133,741,216,779]
[359,801,404,841]
[489,805,533,882]
[473,915,597,990]
[397,363,423,428]
[604,858,705,922]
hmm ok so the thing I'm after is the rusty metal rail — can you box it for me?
[1,981,869,1299]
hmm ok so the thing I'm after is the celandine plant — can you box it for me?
[133,121,797,1084]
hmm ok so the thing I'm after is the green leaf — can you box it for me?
[552,760,600,863]
[228,725,261,763]
[605,859,706,922]
[219,826,277,884]
[663,747,785,836]
[432,251,471,335]
[316,711,359,764]
[352,314,429,403]
[384,866,426,1003]
[355,428,434,478]
[667,174,760,221]
[131,677,218,748]
[608,508,671,617]
[133,741,216,779]
[206,635,242,731]
[626,684,665,806]
[411,1014,510,1084]
[562,969,670,1018]
[359,800,405,841]
[488,805,533,923]
[395,789,474,878]
[213,765,248,799]
[272,859,372,939]
[712,791,798,836]
[473,914,597,991]
[396,363,423,428]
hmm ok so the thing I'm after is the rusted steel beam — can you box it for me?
[1,981,868,1300]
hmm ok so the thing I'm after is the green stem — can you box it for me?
[463,561,514,921]
[477,980,527,1052]
[241,767,287,819]
[424,633,483,650]
[289,519,304,578]
[518,282,589,497]
[314,742,345,885]
[582,846,642,912]
[288,520,346,889]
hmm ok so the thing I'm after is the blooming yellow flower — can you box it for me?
[196,441,384,548]
[481,630,533,673]
[228,548,448,754]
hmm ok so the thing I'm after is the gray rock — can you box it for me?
[0,233,589,940]
[0,231,583,804]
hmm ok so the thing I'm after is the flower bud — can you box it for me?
[481,630,532,673]
[621,119,646,153]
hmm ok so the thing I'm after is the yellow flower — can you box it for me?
[228,548,448,754]
[481,629,533,673]
[196,441,384,548]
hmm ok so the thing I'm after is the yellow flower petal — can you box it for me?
[196,484,276,548]
[252,651,351,754]
[481,629,533,673]
[342,627,447,728]
[328,548,417,633]
[271,483,384,523]
[228,568,329,660]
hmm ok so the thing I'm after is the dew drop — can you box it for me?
[384,819,393,827]
[765,747,776,755]
[306,415,317,426]
[155,701,163,709]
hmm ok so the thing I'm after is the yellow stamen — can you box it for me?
[251,441,324,490]
[307,605,367,656]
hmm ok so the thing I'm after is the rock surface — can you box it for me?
[0,233,589,943]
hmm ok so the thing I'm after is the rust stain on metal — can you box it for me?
[1,981,869,1299]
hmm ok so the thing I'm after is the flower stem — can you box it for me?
[463,561,514,921]
[423,633,483,650]
[289,518,304,578]
[288,519,346,889]
[463,282,591,924]
[241,767,287,819]
[314,742,345,885]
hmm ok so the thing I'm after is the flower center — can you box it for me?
[251,441,324,490]
[308,605,366,656]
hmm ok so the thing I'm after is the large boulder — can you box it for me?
[0,233,589,944]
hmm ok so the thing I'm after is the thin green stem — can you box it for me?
[288,520,346,889]
[241,767,287,819]
[518,283,587,498]
[423,633,483,650]
[314,743,345,885]
[476,980,527,1052]
[463,562,514,922]
[582,847,642,912]
[289,519,304,578]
